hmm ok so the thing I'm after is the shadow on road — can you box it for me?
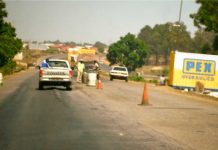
[36,87,69,91]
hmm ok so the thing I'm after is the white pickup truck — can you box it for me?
[38,59,73,90]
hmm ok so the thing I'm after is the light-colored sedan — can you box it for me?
[109,66,129,82]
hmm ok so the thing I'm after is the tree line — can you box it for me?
[107,0,218,71]
[137,22,217,65]
[0,0,217,74]
[107,22,217,71]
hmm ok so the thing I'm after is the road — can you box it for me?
[99,63,111,72]
[0,69,218,150]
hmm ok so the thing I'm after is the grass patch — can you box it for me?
[148,79,158,84]
[128,76,145,82]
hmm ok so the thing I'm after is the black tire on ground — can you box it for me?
[81,74,85,83]
[38,82,43,90]
[110,76,113,81]
[66,85,72,91]
[125,77,128,82]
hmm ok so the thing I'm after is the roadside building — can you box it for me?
[28,43,49,51]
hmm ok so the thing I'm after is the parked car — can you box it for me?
[109,66,128,82]
[38,59,73,90]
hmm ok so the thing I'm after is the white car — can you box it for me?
[109,66,129,82]
[38,59,73,90]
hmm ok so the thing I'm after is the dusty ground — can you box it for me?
[73,78,218,150]
[0,69,218,150]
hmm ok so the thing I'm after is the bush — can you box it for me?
[0,61,16,75]
[149,79,158,84]
[128,76,145,82]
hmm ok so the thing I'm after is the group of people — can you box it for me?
[76,60,99,82]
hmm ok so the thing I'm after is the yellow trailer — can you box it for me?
[168,51,218,90]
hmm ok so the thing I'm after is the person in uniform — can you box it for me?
[94,61,100,80]
[77,61,85,82]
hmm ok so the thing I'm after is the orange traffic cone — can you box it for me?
[96,80,103,89]
[141,82,149,105]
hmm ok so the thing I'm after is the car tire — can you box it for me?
[66,85,72,91]
[110,76,113,81]
[125,78,128,82]
[39,82,43,90]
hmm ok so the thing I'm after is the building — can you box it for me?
[28,43,49,51]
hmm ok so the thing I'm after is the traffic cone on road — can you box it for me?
[141,82,149,105]
[96,80,103,89]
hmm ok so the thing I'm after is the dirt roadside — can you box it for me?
[148,84,218,106]
[72,79,218,150]
[0,68,37,102]
[100,69,218,106]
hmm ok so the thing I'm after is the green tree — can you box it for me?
[0,0,22,68]
[212,35,218,54]
[138,25,166,65]
[193,29,215,54]
[201,43,212,54]
[107,33,148,71]
[138,22,192,65]
[167,23,193,52]
[137,25,152,64]
[137,25,153,45]
[191,0,218,54]
[94,41,107,53]
[190,0,218,32]
[0,0,7,24]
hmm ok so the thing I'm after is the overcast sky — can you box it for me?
[5,0,200,44]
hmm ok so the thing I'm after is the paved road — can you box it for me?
[0,69,218,150]
[99,63,111,72]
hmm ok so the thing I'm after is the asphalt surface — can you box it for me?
[99,63,111,72]
[0,69,218,150]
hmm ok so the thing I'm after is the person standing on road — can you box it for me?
[94,61,100,80]
[71,57,77,70]
[94,61,99,70]
[77,61,85,82]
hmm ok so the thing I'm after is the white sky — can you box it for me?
[5,0,200,44]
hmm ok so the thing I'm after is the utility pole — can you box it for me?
[178,0,183,23]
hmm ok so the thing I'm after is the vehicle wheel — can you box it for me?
[39,82,43,90]
[82,74,85,83]
[66,85,72,91]
[125,78,128,82]
[110,76,113,81]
